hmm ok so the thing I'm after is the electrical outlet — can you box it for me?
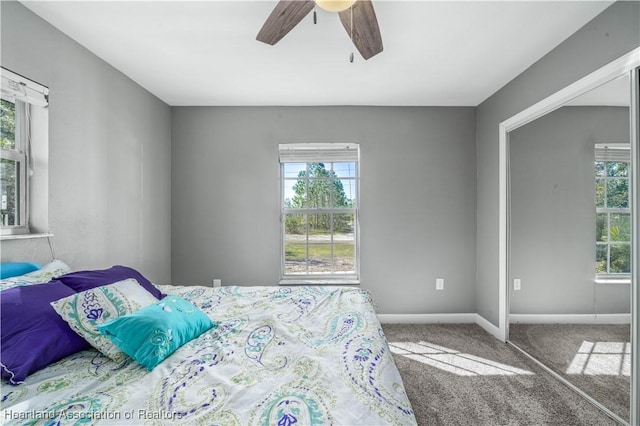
[213,279,221,288]
[436,278,444,290]
[513,278,521,291]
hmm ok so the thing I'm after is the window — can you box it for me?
[279,143,359,283]
[1,68,49,237]
[1,94,27,232]
[595,144,631,279]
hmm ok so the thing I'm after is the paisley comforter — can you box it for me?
[1,285,416,425]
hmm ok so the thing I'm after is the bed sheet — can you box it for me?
[1,285,416,425]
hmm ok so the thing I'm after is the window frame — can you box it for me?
[594,143,631,282]
[279,143,360,285]
[1,96,29,235]
[1,67,49,238]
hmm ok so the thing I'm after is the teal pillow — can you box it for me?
[97,296,215,370]
[0,262,41,279]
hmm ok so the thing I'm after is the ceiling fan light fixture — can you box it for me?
[315,0,357,13]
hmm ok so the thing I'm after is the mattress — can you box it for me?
[1,285,416,425]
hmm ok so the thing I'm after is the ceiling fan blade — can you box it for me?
[257,0,315,45]
[339,0,383,60]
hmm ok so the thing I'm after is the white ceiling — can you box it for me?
[21,0,614,106]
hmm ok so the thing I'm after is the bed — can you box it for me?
[0,262,416,425]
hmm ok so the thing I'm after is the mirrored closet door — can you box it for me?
[507,74,632,424]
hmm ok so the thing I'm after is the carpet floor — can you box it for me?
[508,323,630,422]
[382,323,618,426]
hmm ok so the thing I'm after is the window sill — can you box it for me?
[279,279,360,286]
[594,277,631,285]
[0,232,53,241]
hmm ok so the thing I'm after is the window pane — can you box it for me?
[307,231,355,274]
[308,180,332,208]
[0,158,18,226]
[308,212,331,234]
[330,178,347,208]
[338,179,356,207]
[595,161,605,177]
[595,178,605,207]
[606,162,628,177]
[610,213,631,242]
[284,213,307,274]
[284,163,306,179]
[0,99,16,150]
[606,178,629,208]
[334,212,354,235]
[596,244,608,274]
[334,213,355,273]
[609,244,631,273]
[284,241,306,274]
[284,163,356,210]
[333,162,356,178]
[310,163,334,208]
[596,213,608,242]
[284,213,306,235]
[307,243,332,273]
[284,178,308,208]
[333,242,355,273]
[284,212,356,276]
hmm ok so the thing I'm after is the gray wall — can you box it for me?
[171,106,476,314]
[3,0,637,319]
[476,1,640,325]
[0,2,172,284]
[510,106,630,315]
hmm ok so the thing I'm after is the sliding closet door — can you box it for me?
[630,65,639,426]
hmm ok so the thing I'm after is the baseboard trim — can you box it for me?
[475,314,502,340]
[377,313,477,324]
[377,313,503,340]
[509,313,631,324]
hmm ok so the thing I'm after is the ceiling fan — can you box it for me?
[256,0,383,60]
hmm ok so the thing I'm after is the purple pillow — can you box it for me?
[1,281,90,384]
[58,265,163,300]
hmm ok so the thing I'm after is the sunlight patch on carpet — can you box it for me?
[389,341,534,376]
[566,341,630,376]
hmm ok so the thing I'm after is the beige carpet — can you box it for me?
[382,323,618,426]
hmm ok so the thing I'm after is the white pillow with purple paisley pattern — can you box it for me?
[50,278,158,361]
[0,259,72,291]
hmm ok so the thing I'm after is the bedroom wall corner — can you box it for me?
[0,2,172,284]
